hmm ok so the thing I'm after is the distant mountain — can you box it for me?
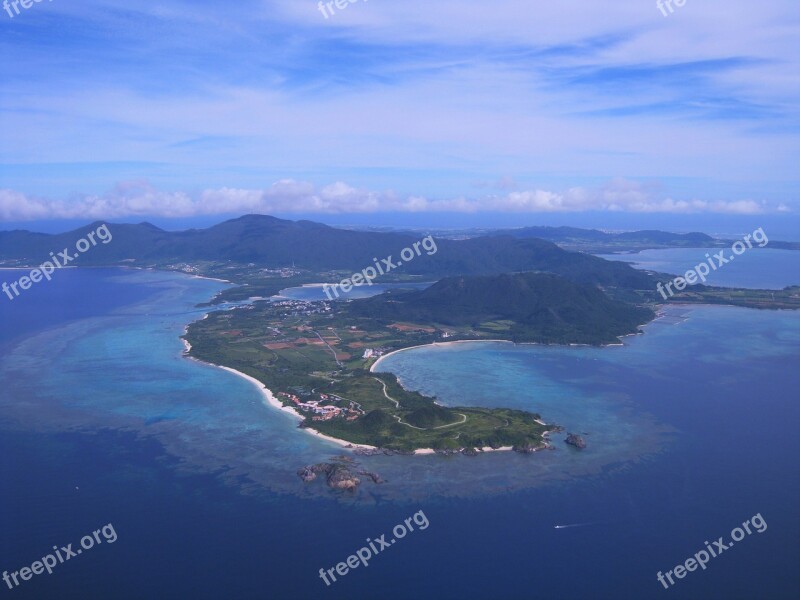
[0,215,657,291]
[499,226,800,252]
[502,226,714,245]
[348,272,655,344]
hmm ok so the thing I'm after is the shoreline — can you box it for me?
[182,348,521,456]
[182,291,601,458]
[370,322,666,373]
[412,446,514,455]
[181,304,700,457]
[191,274,233,284]
[371,339,516,372]
[182,346,378,451]
[370,340,559,455]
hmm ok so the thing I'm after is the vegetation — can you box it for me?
[348,272,655,345]
[185,293,555,451]
[0,215,658,292]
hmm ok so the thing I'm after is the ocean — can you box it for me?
[0,265,798,599]
[595,247,800,290]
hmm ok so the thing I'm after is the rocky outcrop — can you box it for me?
[352,447,415,456]
[513,441,544,454]
[326,464,361,491]
[565,433,587,449]
[434,448,460,456]
[357,470,386,484]
[297,465,321,483]
[352,447,383,456]
[297,461,384,490]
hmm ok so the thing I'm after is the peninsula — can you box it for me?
[184,271,656,453]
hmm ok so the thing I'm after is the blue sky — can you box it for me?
[0,0,798,223]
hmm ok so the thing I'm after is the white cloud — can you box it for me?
[0,179,782,221]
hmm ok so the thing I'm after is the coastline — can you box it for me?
[370,323,659,373]
[371,339,515,372]
[183,297,576,458]
[181,343,378,451]
[368,340,569,450]
[181,346,519,456]
[192,274,233,284]
[370,339,557,455]
[412,446,514,455]
[181,303,686,457]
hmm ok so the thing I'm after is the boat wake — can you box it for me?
[554,522,598,529]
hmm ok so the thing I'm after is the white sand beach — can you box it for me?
[370,339,514,372]
[202,362,377,450]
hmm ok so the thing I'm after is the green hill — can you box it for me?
[349,272,655,344]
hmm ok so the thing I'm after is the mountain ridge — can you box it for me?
[0,215,657,291]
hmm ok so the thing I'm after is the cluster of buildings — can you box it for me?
[277,391,358,422]
[272,299,332,318]
[261,267,303,278]
[362,348,387,359]
[168,263,200,275]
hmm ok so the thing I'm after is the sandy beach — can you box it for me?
[302,428,376,450]
[371,328,645,373]
[214,365,304,419]
[197,361,377,451]
[370,338,515,372]
[191,274,232,284]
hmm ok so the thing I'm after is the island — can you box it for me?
[3,215,797,460]
[184,272,656,454]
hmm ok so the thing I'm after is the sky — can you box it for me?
[0,0,798,227]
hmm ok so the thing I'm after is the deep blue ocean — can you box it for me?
[0,264,798,599]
